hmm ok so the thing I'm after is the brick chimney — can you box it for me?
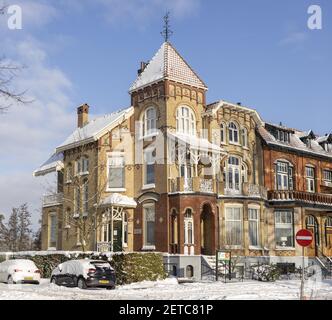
[77,103,89,128]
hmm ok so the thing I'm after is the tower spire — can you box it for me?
[160,11,173,42]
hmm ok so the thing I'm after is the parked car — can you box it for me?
[0,259,41,284]
[51,259,116,290]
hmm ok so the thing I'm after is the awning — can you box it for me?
[167,132,224,153]
[33,152,64,177]
[100,193,137,208]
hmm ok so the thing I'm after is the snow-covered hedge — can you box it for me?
[251,264,280,282]
[1,251,166,285]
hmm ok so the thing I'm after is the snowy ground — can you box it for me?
[0,278,331,300]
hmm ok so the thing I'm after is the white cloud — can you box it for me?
[0,37,75,229]
[279,32,308,46]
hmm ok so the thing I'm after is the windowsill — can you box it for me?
[249,246,263,250]
[47,247,56,251]
[123,244,128,248]
[229,142,241,146]
[73,213,80,219]
[224,245,243,250]
[142,184,155,190]
[77,171,89,177]
[106,188,126,193]
[275,247,295,251]
[142,245,156,251]
[65,180,72,184]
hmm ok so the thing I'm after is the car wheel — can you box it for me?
[7,276,15,285]
[106,286,115,290]
[77,278,87,290]
[51,277,57,285]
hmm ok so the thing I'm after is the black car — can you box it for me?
[50,259,116,290]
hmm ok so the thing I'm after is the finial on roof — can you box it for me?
[160,11,173,42]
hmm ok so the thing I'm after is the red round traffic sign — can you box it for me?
[296,229,313,247]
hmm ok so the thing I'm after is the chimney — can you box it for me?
[137,61,149,75]
[77,103,89,128]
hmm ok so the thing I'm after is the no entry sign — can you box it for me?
[296,229,313,247]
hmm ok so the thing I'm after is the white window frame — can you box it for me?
[323,169,332,183]
[142,202,156,250]
[107,152,126,192]
[224,156,242,194]
[248,207,260,247]
[275,211,294,249]
[83,180,89,214]
[142,107,157,138]
[228,122,239,144]
[225,205,243,248]
[241,127,248,148]
[276,161,293,191]
[176,106,196,136]
[306,166,315,193]
[143,148,155,189]
[184,209,194,245]
[220,123,226,144]
[48,213,57,249]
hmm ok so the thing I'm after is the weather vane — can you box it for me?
[161,11,173,42]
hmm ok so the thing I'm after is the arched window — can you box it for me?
[241,163,248,183]
[186,265,194,278]
[75,186,81,214]
[170,210,178,246]
[143,202,155,248]
[225,156,241,192]
[325,217,332,247]
[241,127,248,147]
[143,107,157,137]
[184,209,194,245]
[220,123,226,144]
[228,122,239,144]
[76,157,89,175]
[176,106,196,136]
[306,215,319,246]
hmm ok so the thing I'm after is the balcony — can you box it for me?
[243,183,268,199]
[169,177,217,194]
[42,193,63,208]
[268,190,332,206]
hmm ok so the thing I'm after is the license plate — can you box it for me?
[24,277,33,281]
[99,280,109,284]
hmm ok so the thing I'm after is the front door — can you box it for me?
[112,220,123,252]
[306,215,319,257]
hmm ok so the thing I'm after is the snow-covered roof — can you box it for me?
[167,132,224,153]
[100,193,137,208]
[206,100,264,125]
[33,152,64,177]
[56,107,134,153]
[258,124,332,160]
[129,42,207,92]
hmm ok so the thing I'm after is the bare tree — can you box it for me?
[60,140,109,252]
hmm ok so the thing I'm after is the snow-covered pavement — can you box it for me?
[0,278,331,300]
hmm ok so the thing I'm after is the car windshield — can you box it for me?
[91,262,112,271]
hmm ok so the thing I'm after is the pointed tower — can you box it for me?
[130,41,208,133]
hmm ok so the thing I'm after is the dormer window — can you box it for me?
[276,130,290,143]
[176,106,196,136]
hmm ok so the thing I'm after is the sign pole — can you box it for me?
[300,246,305,300]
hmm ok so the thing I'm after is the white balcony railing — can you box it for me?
[184,178,193,192]
[200,179,213,193]
[42,193,63,208]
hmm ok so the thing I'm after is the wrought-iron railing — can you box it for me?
[268,190,332,205]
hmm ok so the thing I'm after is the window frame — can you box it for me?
[305,166,316,193]
[107,152,126,192]
[248,207,260,247]
[225,206,243,247]
[184,209,194,245]
[142,106,157,138]
[176,106,196,136]
[143,148,156,189]
[143,202,156,249]
[275,210,294,249]
[228,122,239,144]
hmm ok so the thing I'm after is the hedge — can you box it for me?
[2,252,166,285]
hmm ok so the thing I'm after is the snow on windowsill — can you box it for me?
[142,184,155,191]
[106,188,127,193]
[142,245,156,251]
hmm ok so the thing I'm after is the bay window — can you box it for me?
[225,207,243,246]
[108,153,125,189]
[275,211,294,248]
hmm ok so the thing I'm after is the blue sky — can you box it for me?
[0,0,331,226]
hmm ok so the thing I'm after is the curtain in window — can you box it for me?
[225,207,242,246]
[249,208,259,246]
[144,204,155,246]
[275,211,294,247]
